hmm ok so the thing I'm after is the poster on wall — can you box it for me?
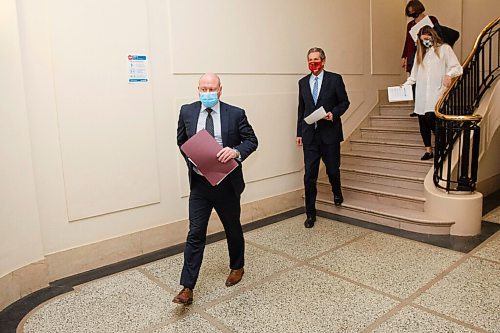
[128,54,148,83]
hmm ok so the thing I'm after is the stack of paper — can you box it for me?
[304,107,327,125]
[409,16,434,41]
[388,85,413,102]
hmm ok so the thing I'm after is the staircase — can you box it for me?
[316,103,455,234]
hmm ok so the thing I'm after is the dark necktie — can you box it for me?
[205,108,214,137]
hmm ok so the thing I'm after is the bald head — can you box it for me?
[198,72,222,98]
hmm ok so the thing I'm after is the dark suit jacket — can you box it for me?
[297,71,350,145]
[177,101,258,195]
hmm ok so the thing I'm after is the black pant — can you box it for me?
[303,132,341,218]
[418,112,436,147]
[180,173,244,289]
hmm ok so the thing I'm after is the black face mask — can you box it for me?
[409,12,419,19]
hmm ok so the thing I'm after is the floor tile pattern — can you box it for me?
[21,214,500,333]
[483,205,500,224]
[371,306,481,333]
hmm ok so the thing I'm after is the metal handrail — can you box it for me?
[435,17,499,120]
[433,16,499,192]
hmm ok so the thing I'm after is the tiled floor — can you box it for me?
[19,214,500,333]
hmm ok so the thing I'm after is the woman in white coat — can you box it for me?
[403,25,463,160]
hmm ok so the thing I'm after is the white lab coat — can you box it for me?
[404,44,463,115]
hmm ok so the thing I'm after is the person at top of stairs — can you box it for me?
[401,0,442,118]
[402,26,462,161]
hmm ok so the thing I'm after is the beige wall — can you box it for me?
[0,0,45,277]
[2,0,496,309]
[2,0,402,287]
[477,79,500,196]
[423,0,463,60]
[423,0,499,62]
[461,0,499,61]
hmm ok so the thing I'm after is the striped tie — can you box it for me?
[312,76,319,104]
[205,108,214,137]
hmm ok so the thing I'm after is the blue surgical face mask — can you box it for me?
[199,91,219,108]
[423,39,433,48]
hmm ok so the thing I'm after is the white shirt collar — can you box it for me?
[200,101,220,114]
[311,70,324,80]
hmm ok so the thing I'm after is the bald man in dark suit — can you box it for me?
[174,73,258,305]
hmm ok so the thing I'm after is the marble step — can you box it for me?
[370,115,420,129]
[360,127,421,141]
[349,138,424,158]
[340,164,425,191]
[318,178,425,211]
[379,104,415,116]
[316,193,454,235]
[341,150,433,173]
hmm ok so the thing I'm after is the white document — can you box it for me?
[304,107,327,125]
[409,16,434,42]
[388,85,413,102]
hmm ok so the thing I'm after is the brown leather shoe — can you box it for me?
[172,287,193,305]
[225,268,244,287]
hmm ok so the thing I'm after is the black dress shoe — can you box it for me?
[334,195,344,206]
[304,216,316,228]
[421,152,434,160]
[409,112,418,117]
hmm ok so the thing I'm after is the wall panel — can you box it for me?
[370,0,406,74]
[169,0,364,74]
[49,0,161,220]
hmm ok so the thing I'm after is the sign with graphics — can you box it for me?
[128,54,148,83]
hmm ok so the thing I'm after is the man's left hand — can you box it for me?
[217,147,238,163]
[324,112,333,121]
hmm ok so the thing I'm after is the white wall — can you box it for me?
[1,0,418,283]
[0,0,45,277]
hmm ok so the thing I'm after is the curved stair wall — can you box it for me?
[424,78,500,236]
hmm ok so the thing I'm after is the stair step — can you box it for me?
[379,103,414,109]
[349,139,424,157]
[370,115,419,129]
[319,178,424,210]
[379,104,415,117]
[360,127,421,140]
[341,150,433,173]
[342,162,428,178]
[316,194,454,235]
[341,165,425,191]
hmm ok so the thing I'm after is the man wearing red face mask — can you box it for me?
[297,47,350,228]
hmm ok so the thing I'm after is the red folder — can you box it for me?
[180,129,238,186]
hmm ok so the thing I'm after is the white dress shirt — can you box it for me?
[196,102,223,146]
[309,70,324,99]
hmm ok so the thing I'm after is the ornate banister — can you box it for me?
[433,17,499,192]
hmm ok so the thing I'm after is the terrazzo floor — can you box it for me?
[19,214,500,333]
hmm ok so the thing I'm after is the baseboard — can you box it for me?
[0,189,304,311]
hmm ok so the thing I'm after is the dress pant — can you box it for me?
[303,131,341,218]
[180,172,244,289]
[418,112,436,147]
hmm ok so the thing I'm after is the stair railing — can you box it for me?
[433,17,499,192]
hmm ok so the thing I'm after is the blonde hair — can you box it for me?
[416,26,443,66]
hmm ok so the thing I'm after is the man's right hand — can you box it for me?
[296,137,302,146]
